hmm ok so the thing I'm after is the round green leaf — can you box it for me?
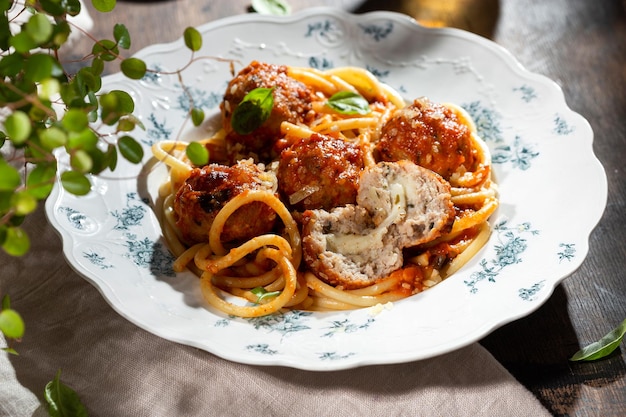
[39,78,60,100]
[120,57,147,80]
[185,141,209,166]
[91,0,116,13]
[92,39,119,61]
[26,163,57,199]
[183,27,202,52]
[24,53,55,82]
[0,309,25,339]
[39,126,68,150]
[70,149,93,173]
[113,23,131,49]
[67,128,98,151]
[0,161,21,191]
[10,191,37,216]
[118,135,144,163]
[1,226,30,256]
[62,109,89,132]
[60,171,91,195]
[25,13,53,45]
[9,31,37,53]
[191,107,205,127]
[5,111,32,144]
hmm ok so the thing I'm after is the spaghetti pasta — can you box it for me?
[151,61,499,317]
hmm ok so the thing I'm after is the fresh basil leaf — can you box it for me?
[251,0,291,16]
[44,370,88,417]
[231,87,274,135]
[326,91,371,115]
[570,318,626,361]
[250,286,281,303]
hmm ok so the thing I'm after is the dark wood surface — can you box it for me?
[70,1,626,415]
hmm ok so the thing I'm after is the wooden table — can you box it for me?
[68,1,626,415]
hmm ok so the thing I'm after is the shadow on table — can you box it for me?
[480,284,626,416]
[350,0,500,39]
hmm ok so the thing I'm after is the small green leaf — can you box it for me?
[39,126,68,150]
[0,160,21,191]
[113,23,130,49]
[251,0,292,15]
[44,370,89,417]
[10,191,37,216]
[60,171,91,196]
[120,57,146,80]
[25,13,53,45]
[183,27,202,52]
[0,308,25,339]
[91,0,116,13]
[62,109,90,133]
[1,295,10,310]
[1,226,30,256]
[24,53,55,82]
[9,31,37,53]
[92,39,119,62]
[570,318,626,361]
[326,91,371,115]
[5,111,32,145]
[100,90,135,125]
[185,142,209,166]
[67,128,98,151]
[39,78,61,100]
[70,149,93,173]
[231,87,274,135]
[190,107,205,127]
[250,286,281,304]
[26,163,57,200]
[118,135,144,163]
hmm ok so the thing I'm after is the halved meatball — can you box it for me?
[301,160,454,289]
[376,97,476,180]
[221,61,315,162]
[173,160,277,245]
[277,133,365,211]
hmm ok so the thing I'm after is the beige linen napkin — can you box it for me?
[0,205,550,417]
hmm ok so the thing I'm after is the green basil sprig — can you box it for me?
[230,87,275,135]
[570,318,626,361]
[326,91,371,115]
[251,286,281,304]
[44,370,88,417]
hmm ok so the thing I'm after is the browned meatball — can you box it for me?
[173,161,277,244]
[221,61,315,162]
[277,133,364,211]
[376,98,476,179]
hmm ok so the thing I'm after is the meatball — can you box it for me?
[221,61,315,162]
[173,160,277,245]
[277,133,365,211]
[301,160,454,289]
[376,98,476,179]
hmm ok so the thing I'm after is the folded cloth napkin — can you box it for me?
[0,205,550,417]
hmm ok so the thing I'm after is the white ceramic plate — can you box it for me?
[45,8,607,370]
